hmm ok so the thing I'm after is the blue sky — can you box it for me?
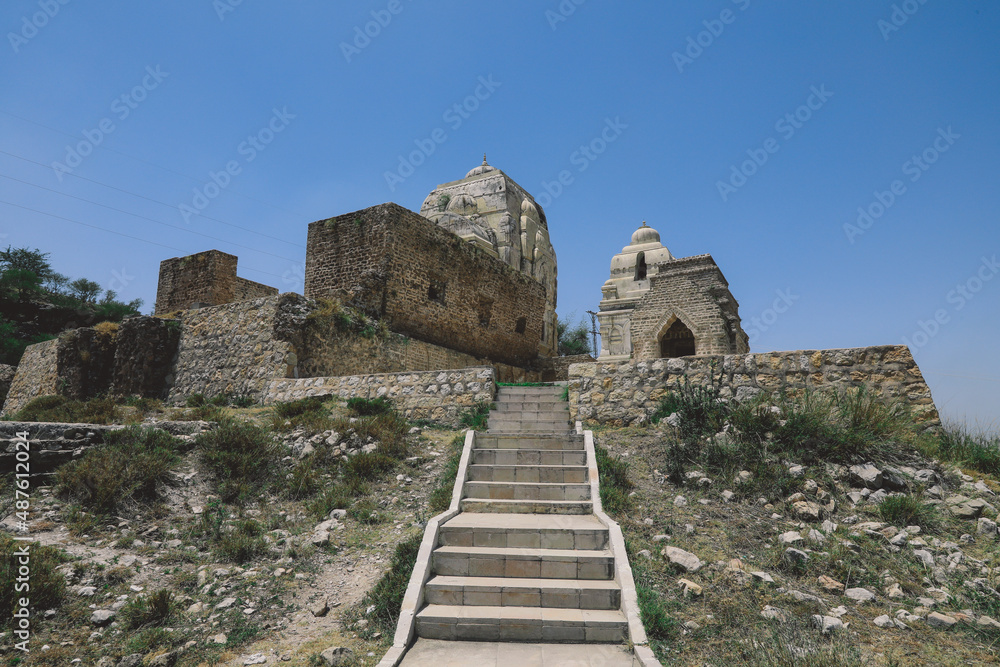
[1,1,997,425]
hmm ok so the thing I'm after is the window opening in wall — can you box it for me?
[476,297,494,327]
[514,317,527,334]
[635,251,647,281]
[427,280,446,305]
[659,319,695,358]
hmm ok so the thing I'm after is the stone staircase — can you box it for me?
[413,385,631,644]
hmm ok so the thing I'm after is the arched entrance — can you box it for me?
[659,318,695,358]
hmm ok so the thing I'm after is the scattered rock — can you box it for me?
[818,576,844,593]
[673,495,687,507]
[849,464,883,490]
[243,655,268,666]
[874,614,894,628]
[90,610,115,626]
[761,605,790,623]
[778,531,803,545]
[792,501,823,522]
[783,548,809,564]
[320,646,355,666]
[662,546,703,573]
[844,587,876,603]
[811,615,844,635]
[309,598,330,617]
[913,549,935,567]
[215,597,237,610]
[926,612,958,629]
[678,578,703,597]
[209,633,227,644]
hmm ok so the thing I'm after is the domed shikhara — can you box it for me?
[418,156,559,357]
[595,221,749,362]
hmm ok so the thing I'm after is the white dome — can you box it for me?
[630,222,660,246]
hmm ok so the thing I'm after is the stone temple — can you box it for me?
[596,221,748,361]
[419,156,558,357]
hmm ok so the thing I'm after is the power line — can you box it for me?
[0,148,304,249]
[0,198,293,283]
[0,108,312,220]
[0,172,300,263]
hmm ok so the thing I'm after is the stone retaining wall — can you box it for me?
[266,366,495,426]
[568,345,940,428]
[3,339,60,415]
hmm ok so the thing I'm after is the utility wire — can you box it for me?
[0,198,291,282]
[0,108,311,220]
[0,172,299,262]
[0,148,304,249]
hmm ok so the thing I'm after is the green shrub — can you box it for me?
[197,418,283,504]
[928,424,1000,477]
[15,395,120,424]
[270,395,336,431]
[353,534,421,635]
[633,566,678,641]
[120,589,174,629]
[306,482,359,521]
[650,364,728,439]
[56,426,181,515]
[343,452,396,482]
[0,534,67,628]
[459,400,493,431]
[215,518,268,563]
[595,445,632,515]
[877,494,942,533]
[347,396,392,416]
[347,499,384,524]
[346,411,410,460]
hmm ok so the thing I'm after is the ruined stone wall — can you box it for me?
[265,367,496,427]
[166,296,294,404]
[304,203,547,367]
[568,345,939,429]
[110,317,182,398]
[629,255,749,359]
[0,364,16,411]
[154,249,276,315]
[2,340,58,415]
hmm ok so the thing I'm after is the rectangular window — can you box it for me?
[476,297,493,327]
[427,279,446,305]
[514,317,527,334]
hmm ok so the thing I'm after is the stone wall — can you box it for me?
[166,295,295,404]
[304,203,547,367]
[2,340,58,415]
[111,317,181,398]
[155,249,276,315]
[629,254,749,359]
[568,345,939,428]
[0,364,16,411]
[265,367,495,427]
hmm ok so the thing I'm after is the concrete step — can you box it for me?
[432,545,614,580]
[490,414,570,424]
[425,576,621,609]
[464,481,591,502]
[497,386,564,396]
[438,514,608,550]
[415,604,628,642]
[460,498,593,515]
[474,434,583,450]
[471,449,587,466]
[467,464,588,484]
[488,425,574,435]
[494,402,569,413]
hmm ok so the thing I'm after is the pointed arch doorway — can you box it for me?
[659,318,696,358]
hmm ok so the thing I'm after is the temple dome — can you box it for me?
[465,154,497,178]
[630,222,660,246]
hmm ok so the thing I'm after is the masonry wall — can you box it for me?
[304,203,547,367]
[568,345,939,429]
[0,365,16,411]
[155,249,277,315]
[2,339,59,415]
[111,317,182,398]
[166,296,295,404]
[629,254,749,359]
[266,367,496,427]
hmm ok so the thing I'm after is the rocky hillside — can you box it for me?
[594,388,1000,666]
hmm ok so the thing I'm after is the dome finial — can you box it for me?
[641,220,647,227]
[483,152,488,166]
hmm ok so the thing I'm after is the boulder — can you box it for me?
[662,546,703,573]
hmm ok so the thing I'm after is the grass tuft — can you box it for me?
[197,418,283,504]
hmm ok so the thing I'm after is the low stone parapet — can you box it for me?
[568,345,939,429]
[265,366,496,426]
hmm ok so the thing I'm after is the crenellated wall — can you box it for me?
[568,345,939,429]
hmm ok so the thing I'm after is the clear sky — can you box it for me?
[2,1,997,426]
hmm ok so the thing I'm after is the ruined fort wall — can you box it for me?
[304,203,546,367]
[266,367,495,427]
[568,345,939,428]
[154,250,277,315]
[2,339,59,415]
[629,255,749,359]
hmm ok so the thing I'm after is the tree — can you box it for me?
[0,246,52,302]
[69,278,102,305]
[557,316,592,356]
